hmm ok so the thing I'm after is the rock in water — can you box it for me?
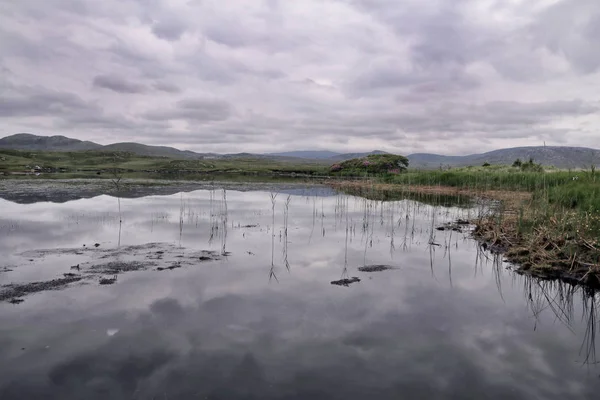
[331,277,361,287]
[358,265,397,272]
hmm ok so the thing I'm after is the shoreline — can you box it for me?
[330,181,600,289]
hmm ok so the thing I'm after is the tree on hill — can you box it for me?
[330,154,409,174]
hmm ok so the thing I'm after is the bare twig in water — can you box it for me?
[283,195,291,272]
[109,155,124,247]
[269,192,278,282]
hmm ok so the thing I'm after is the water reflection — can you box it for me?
[0,184,599,399]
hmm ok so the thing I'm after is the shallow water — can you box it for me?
[0,183,599,399]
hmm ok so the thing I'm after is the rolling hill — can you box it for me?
[100,142,204,159]
[1,134,599,169]
[408,146,600,169]
[0,133,205,159]
[269,150,388,161]
[268,150,340,159]
[0,133,102,151]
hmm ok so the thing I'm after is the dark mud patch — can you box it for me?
[20,243,180,260]
[0,276,84,303]
[99,276,118,285]
[331,277,361,287]
[90,261,155,274]
[358,265,398,272]
[436,219,473,233]
[20,248,91,258]
[157,263,182,271]
[4,242,227,301]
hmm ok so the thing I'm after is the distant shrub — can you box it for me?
[482,162,491,167]
[520,158,543,172]
[330,163,342,172]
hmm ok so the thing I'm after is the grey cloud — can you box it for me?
[204,24,249,49]
[349,0,488,64]
[0,86,95,117]
[93,75,147,94]
[52,113,138,131]
[0,83,143,132]
[482,100,598,119]
[350,0,599,82]
[151,18,187,41]
[278,99,597,143]
[232,62,286,80]
[180,51,285,84]
[153,82,181,93]
[143,98,232,123]
[203,13,307,53]
[530,0,600,74]
[350,59,480,96]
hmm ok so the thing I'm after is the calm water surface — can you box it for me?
[0,183,599,399]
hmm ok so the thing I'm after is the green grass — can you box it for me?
[382,168,589,192]
[545,182,600,213]
[0,149,329,177]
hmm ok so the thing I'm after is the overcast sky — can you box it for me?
[1,0,599,154]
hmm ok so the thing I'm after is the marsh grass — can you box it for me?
[386,169,589,192]
[332,165,600,286]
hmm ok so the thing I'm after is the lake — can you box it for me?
[0,181,599,399]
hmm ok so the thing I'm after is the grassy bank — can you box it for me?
[0,149,329,177]
[334,166,600,287]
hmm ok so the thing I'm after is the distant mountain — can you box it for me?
[0,133,102,151]
[2,134,599,169]
[101,142,203,159]
[267,150,389,161]
[269,150,341,159]
[408,146,600,169]
[0,134,205,159]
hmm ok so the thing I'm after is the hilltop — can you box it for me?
[0,133,102,152]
